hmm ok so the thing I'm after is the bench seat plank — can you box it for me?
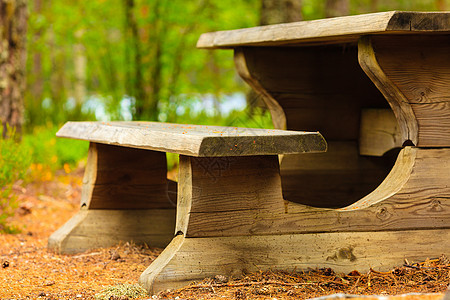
[56,121,326,157]
[197,11,450,49]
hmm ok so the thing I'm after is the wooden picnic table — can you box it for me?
[138,11,450,294]
[48,121,325,253]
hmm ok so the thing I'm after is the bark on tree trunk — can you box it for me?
[74,29,87,110]
[325,0,349,18]
[436,0,446,10]
[248,0,303,115]
[0,0,27,136]
[32,0,43,102]
[123,0,145,120]
[260,0,302,25]
[370,0,378,12]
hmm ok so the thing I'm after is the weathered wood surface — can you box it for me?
[234,46,394,206]
[359,109,402,156]
[234,49,286,129]
[140,146,450,294]
[48,209,176,254]
[140,229,450,294]
[83,143,175,209]
[48,142,177,254]
[198,11,450,49]
[368,35,450,146]
[234,46,388,140]
[176,147,450,238]
[57,121,326,157]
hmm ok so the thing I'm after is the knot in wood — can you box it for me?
[376,207,391,221]
[430,199,443,212]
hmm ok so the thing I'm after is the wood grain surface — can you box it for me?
[197,11,450,49]
[359,109,402,156]
[177,147,449,238]
[48,209,176,254]
[370,35,450,146]
[83,143,175,209]
[57,121,326,157]
[140,229,450,294]
[358,36,419,145]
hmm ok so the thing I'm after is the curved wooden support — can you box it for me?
[358,36,418,145]
[340,146,416,210]
[234,48,287,129]
[48,143,176,253]
[140,149,450,294]
[233,45,397,207]
[179,147,450,237]
[359,35,450,147]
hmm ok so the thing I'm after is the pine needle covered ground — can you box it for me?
[0,169,449,299]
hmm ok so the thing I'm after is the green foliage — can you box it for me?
[94,283,148,300]
[25,0,260,126]
[0,125,88,233]
[22,126,89,171]
[0,128,32,233]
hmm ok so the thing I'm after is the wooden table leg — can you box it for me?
[139,151,450,294]
[48,143,176,254]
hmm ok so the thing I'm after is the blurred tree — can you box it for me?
[248,0,303,115]
[23,0,446,128]
[24,0,259,125]
[325,0,349,17]
[436,0,446,10]
[0,0,27,136]
[261,0,303,24]
[31,0,43,106]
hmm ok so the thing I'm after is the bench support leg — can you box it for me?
[140,154,284,293]
[139,153,450,294]
[48,143,176,254]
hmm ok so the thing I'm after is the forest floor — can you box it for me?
[0,168,449,300]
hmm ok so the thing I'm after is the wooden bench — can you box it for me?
[50,11,450,295]
[48,121,326,254]
[140,11,450,294]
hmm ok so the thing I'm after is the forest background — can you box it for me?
[0,0,449,232]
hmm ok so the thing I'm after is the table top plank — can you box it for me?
[197,11,450,49]
[57,121,327,157]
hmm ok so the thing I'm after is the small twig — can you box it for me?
[351,276,362,293]
[403,264,421,269]
[369,268,392,275]
[184,280,316,290]
[72,251,103,259]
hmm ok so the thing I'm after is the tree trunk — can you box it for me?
[370,0,378,12]
[32,0,43,104]
[74,29,86,110]
[0,0,27,136]
[123,0,145,120]
[436,0,446,10]
[325,0,349,18]
[260,0,302,25]
[248,0,303,115]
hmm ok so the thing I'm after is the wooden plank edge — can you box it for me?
[57,122,327,157]
[56,121,204,156]
[197,11,450,49]
[198,132,327,156]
